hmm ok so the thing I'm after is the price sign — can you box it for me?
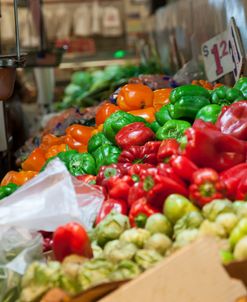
[202,31,234,82]
[228,17,245,81]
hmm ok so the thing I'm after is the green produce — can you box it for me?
[0,183,19,200]
[170,85,210,104]
[110,260,141,281]
[87,133,113,155]
[144,233,172,255]
[233,236,247,261]
[234,77,247,98]
[120,228,151,248]
[104,240,138,263]
[215,213,238,235]
[211,86,243,105]
[202,199,234,221]
[164,194,199,224]
[95,212,130,247]
[229,218,247,248]
[93,145,121,172]
[174,212,204,237]
[195,104,222,124]
[199,220,227,238]
[68,153,96,176]
[145,214,172,237]
[156,120,191,142]
[172,229,199,251]
[65,83,82,97]
[233,201,247,219]
[149,121,161,133]
[134,249,163,270]
[71,71,92,88]
[91,242,104,259]
[155,106,172,126]
[220,250,235,265]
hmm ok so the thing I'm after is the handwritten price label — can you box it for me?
[202,31,234,82]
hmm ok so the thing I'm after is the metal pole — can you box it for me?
[13,0,21,61]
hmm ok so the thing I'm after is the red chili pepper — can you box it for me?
[216,101,247,140]
[107,175,134,201]
[169,155,198,183]
[96,164,129,186]
[157,139,179,163]
[52,222,93,261]
[189,168,226,208]
[77,175,97,185]
[115,122,155,149]
[183,121,247,172]
[129,197,159,227]
[220,163,247,200]
[236,177,247,201]
[95,198,128,225]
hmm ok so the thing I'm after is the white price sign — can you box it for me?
[202,31,234,82]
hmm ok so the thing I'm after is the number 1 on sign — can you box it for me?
[211,41,228,76]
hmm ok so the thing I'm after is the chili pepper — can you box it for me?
[170,84,210,104]
[96,163,128,186]
[191,80,214,90]
[107,175,134,201]
[93,144,121,172]
[189,168,226,208]
[129,197,159,228]
[157,139,179,163]
[45,143,67,159]
[211,86,243,105]
[183,121,247,172]
[1,171,38,186]
[156,120,191,142]
[155,105,172,126]
[66,124,95,145]
[215,101,247,140]
[117,83,153,111]
[128,107,156,123]
[195,104,222,124]
[103,110,147,143]
[234,77,247,98]
[169,155,198,183]
[53,222,93,261]
[0,183,19,200]
[149,121,161,133]
[116,122,155,149]
[87,133,113,155]
[153,88,172,112]
[236,177,247,201]
[220,163,247,200]
[68,152,96,176]
[21,147,46,172]
[95,198,128,225]
[95,102,120,126]
[76,174,96,185]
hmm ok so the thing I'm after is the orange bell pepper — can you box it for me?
[128,107,156,123]
[22,147,46,172]
[117,84,153,111]
[1,170,38,186]
[64,135,84,151]
[153,88,172,111]
[66,125,94,145]
[40,134,64,153]
[45,144,67,159]
[191,80,213,90]
[96,103,120,126]
[77,145,88,153]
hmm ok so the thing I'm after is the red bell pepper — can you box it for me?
[127,163,153,181]
[220,163,247,200]
[142,141,162,164]
[128,181,146,206]
[236,177,247,201]
[129,197,159,227]
[216,101,247,140]
[157,139,179,163]
[96,163,129,186]
[107,175,134,201]
[115,122,155,149]
[189,168,226,208]
[53,222,93,261]
[77,174,97,185]
[157,163,186,187]
[95,198,128,225]
[183,120,247,172]
[169,155,198,183]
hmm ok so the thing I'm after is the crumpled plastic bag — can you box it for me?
[173,59,205,85]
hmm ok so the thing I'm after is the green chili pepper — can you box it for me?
[88,133,113,155]
[167,96,210,120]
[211,86,243,105]
[68,153,96,176]
[196,104,222,124]
[149,121,161,133]
[156,120,191,142]
[103,111,146,143]
[155,106,172,126]
[170,85,210,104]
[94,144,121,172]
[234,77,247,98]
[0,183,19,200]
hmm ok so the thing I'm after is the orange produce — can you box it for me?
[66,125,94,145]
[40,134,64,153]
[45,144,67,159]
[153,88,172,111]
[1,171,38,186]
[22,147,46,172]
[128,107,156,123]
[96,103,120,126]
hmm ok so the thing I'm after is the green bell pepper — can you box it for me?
[68,153,96,176]
[170,85,210,104]
[167,96,210,120]
[211,86,243,105]
[0,183,19,200]
[40,150,78,172]
[103,111,146,143]
[88,133,113,155]
[156,120,191,142]
[196,104,222,124]
[94,144,121,172]
[234,77,247,98]
[149,121,161,133]
[155,106,172,126]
